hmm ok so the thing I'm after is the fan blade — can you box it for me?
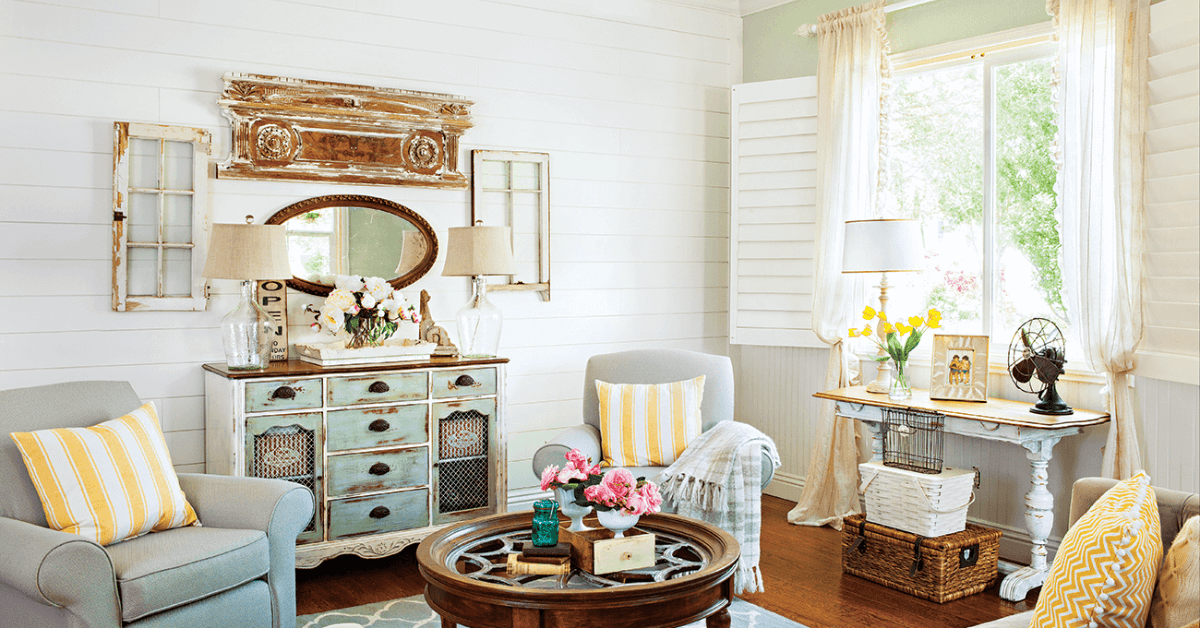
[1011,356,1037,383]
[1031,355,1064,383]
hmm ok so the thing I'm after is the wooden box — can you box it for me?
[560,525,655,575]
[841,514,1001,603]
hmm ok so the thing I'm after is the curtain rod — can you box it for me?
[795,0,939,37]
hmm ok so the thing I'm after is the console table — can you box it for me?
[814,386,1110,601]
[204,357,507,568]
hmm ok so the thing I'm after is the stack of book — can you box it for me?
[506,543,571,576]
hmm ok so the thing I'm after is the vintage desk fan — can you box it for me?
[1007,317,1073,416]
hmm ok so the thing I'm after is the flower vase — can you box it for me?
[346,317,390,349]
[889,358,912,401]
[555,487,592,532]
[596,509,640,538]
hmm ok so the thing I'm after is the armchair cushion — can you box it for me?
[1150,515,1199,628]
[596,376,704,467]
[10,401,199,545]
[107,526,269,622]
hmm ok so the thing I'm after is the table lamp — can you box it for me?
[202,220,291,370]
[441,223,517,357]
[842,218,924,393]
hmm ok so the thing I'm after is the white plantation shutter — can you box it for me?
[729,77,822,348]
[1139,0,1200,385]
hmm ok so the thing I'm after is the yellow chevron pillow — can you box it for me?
[597,376,705,467]
[1031,471,1163,628]
[10,402,199,546]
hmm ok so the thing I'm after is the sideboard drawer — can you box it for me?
[327,372,428,407]
[245,378,323,412]
[431,368,496,399]
[327,405,429,452]
[328,489,430,540]
[327,447,429,496]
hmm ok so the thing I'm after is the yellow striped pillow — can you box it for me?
[596,376,704,468]
[1030,471,1163,628]
[10,402,199,546]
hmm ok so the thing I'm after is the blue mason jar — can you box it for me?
[531,499,560,547]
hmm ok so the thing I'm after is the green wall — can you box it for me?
[742,0,1051,83]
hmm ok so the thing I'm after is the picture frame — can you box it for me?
[930,334,990,402]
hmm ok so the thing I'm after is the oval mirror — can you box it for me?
[265,195,438,297]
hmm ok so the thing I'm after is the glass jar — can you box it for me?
[531,499,560,547]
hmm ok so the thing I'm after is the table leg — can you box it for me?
[1000,435,1063,602]
[441,618,456,628]
[705,608,731,628]
[864,420,885,462]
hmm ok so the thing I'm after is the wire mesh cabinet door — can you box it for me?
[432,398,499,525]
[245,412,324,544]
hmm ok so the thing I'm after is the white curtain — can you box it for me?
[788,0,890,529]
[1049,0,1149,479]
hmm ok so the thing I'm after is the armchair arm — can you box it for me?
[177,473,314,628]
[0,516,121,628]
[531,424,602,482]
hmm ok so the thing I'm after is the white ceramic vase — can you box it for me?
[596,508,640,538]
[555,487,592,532]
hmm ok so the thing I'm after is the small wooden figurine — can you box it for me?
[420,290,459,357]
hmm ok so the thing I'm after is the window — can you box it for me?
[881,34,1065,353]
[112,122,211,311]
[471,150,550,300]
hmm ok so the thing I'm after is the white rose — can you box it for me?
[364,276,391,301]
[360,293,377,309]
[326,289,356,311]
[319,305,345,333]
[334,275,364,292]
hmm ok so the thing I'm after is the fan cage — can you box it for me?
[882,407,945,475]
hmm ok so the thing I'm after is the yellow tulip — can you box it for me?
[926,317,941,329]
[881,322,895,334]
[848,328,860,337]
[862,305,876,321]
[863,325,872,336]
[907,316,923,328]
[877,311,887,321]
[895,322,912,335]
[927,308,942,319]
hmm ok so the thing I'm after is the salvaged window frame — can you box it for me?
[112,122,211,312]
[470,150,550,301]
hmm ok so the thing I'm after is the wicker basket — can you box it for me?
[841,514,1002,603]
[860,461,975,537]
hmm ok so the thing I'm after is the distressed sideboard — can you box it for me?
[203,358,507,568]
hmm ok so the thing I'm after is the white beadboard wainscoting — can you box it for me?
[733,344,1200,564]
[0,0,740,503]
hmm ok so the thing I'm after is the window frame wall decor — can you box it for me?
[111,121,212,312]
[470,150,551,301]
[879,23,1061,362]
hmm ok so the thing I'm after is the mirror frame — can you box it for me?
[265,194,438,297]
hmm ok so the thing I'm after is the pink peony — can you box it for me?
[638,482,663,513]
[584,483,618,507]
[599,468,636,499]
[539,465,560,492]
[565,448,589,471]
[556,465,586,486]
[587,462,604,476]
[623,491,649,516]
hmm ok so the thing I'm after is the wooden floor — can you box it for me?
[296,495,1037,627]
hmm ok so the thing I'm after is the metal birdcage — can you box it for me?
[881,407,945,475]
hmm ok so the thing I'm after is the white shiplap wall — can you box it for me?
[0,0,740,506]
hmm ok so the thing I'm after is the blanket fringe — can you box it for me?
[735,564,765,595]
[659,473,724,512]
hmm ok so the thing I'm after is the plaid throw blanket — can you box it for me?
[657,421,780,594]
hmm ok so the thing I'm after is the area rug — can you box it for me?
[297,594,807,627]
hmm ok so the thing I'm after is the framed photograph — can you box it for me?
[930,334,990,402]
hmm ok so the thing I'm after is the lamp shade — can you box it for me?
[202,223,292,280]
[842,219,924,273]
[441,225,517,277]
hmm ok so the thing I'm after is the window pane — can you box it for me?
[129,139,159,188]
[511,161,540,190]
[478,160,508,189]
[162,140,193,190]
[286,208,333,232]
[163,194,192,244]
[992,58,1065,337]
[885,64,985,335]
[128,193,159,244]
[163,248,191,296]
[127,247,158,296]
[476,191,509,228]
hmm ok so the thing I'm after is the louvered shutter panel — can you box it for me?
[1140,0,1199,385]
[729,77,823,348]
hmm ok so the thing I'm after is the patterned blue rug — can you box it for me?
[297,594,807,627]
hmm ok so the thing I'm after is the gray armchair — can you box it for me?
[0,381,314,628]
[531,349,775,503]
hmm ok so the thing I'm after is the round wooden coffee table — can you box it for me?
[416,511,740,628]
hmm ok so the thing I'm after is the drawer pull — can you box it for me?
[453,374,476,388]
[369,462,391,476]
[368,419,390,432]
[271,386,296,400]
[369,506,390,519]
[368,381,390,394]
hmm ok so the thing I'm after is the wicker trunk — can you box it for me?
[841,514,1002,603]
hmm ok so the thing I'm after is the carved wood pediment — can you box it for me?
[217,73,473,188]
